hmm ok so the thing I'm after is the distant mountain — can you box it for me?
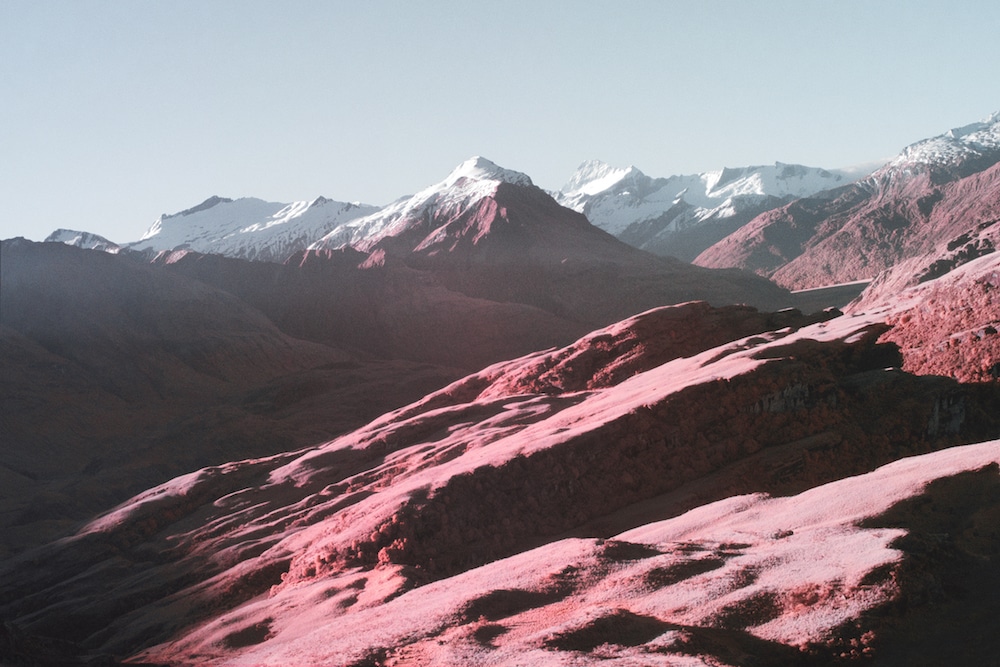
[882,110,1000,178]
[307,156,646,267]
[303,156,796,319]
[43,228,122,253]
[554,160,863,261]
[310,157,538,255]
[128,195,379,262]
[696,111,1000,290]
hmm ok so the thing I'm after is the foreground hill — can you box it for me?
[696,111,1000,290]
[859,251,1000,384]
[130,441,1000,667]
[2,251,997,663]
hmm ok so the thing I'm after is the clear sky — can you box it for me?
[2,0,998,243]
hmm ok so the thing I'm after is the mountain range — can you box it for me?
[48,112,999,287]
[696,111,1000,289]
[48,158,870,268]
[554,159,864,261]
[4,111,1000,665]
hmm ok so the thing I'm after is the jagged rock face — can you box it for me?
[867,253,1000,384]
[1,297,998,664]
[695,146,1000,291]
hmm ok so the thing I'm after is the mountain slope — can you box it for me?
[2,269,998,663]
[0,239,464,555]
[135,441,999,667]
[153,246,585,371]
[555,160,860,261]
[863,251,1000,384]
[696,112,1000,290]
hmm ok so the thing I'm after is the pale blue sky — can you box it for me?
[2,0,998,243]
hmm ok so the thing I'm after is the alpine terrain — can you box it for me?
[129,195,380,263]
[2,114,999,666]
[555,160,864,261]
[696,111,1000,290]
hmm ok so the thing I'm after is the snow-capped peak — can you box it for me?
[44,228,122,253]
[442,156,534,189]
[559,160,644,198]
[167,195,234,219]
[309,157,537,253]
[945,110,1000,140]
[555,160,857,243]
[129,196,380,262]
[886,110,1000,171]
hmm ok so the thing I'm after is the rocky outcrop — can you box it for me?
[862,253,1000,384]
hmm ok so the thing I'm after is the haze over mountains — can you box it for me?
[4,111,1000,665]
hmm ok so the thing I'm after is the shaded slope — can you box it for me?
[0,240,463,555]
[2,297,998,663]
[153,247,585,371]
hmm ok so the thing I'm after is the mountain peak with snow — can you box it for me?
[44,229,122,253]
[309,156,546,254]
[444,156,534,189]
[555,159,860,259]
[885,110,1000,172]
[165,195,234,219]
[559,160,645,198]
[130,196,379,263]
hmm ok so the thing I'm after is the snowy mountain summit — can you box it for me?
[129,195,379,263]
[308,156,538,253]
[44,229,122,253]
[555,159,859,260]
[444,155,534,189]
[885,110,1000,173]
